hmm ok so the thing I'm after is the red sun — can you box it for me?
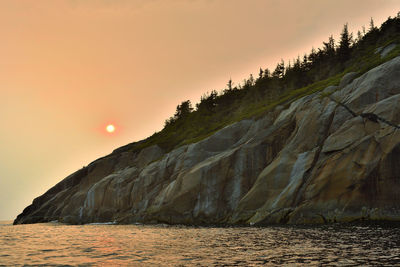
[106,124,115,133]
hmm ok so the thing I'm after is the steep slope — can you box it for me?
[15,55,400,225]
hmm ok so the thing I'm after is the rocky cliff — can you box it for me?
[14,56,400,225]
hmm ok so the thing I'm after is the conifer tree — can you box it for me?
[356,30,363,43]
[248,74,255,86]
[259,68,264,79]
[174,100,193,119]
[264,68,271,78]
[272,59,285,78]
[227,78,233,91]
[197,91,218,111]
[323,35,336,58]
[369,17,376,31]
[294,56,301,70]
[338,23,352,62]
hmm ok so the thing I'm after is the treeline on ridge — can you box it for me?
[132,14,400,153]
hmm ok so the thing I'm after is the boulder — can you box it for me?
[339,72,358,88]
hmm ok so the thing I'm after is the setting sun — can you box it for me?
[106,124,115,133]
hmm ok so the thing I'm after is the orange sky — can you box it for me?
[1,0,399,220]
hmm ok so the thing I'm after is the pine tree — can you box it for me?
[264,68,271,78]
[259,68,264,79]
[369,17,376,32]
[272,59,285,78]
[197,91,218,111]
[323,35,335,58]
[294,56,301,70]
[227,78,233,91]
[248,74,255,86]
[356,30,363,43]
[338,23,352,63]
[308,47,317,66]
[174,100,193,119]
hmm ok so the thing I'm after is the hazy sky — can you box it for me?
[1,0,399,220]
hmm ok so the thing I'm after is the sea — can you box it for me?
[1,220,400,266]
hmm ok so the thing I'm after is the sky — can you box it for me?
[1,0,399,221]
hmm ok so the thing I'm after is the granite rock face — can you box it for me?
[14,57,400,225]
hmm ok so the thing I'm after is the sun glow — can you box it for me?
[106,124,115,133]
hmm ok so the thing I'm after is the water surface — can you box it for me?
[1,221,399,266]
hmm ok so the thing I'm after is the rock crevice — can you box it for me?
[14,56,400,225]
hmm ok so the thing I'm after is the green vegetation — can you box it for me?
[121,14,400,155]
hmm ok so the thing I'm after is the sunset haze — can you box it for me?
[1,0,400,220]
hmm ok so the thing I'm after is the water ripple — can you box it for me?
[0,223,400,266]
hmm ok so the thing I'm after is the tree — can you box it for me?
[294,56,301,70]
[258,68,264,79]
[242,74,255,89]
[307,47,317,67]
[356,30,363,43]
[164,116,175,127]
[196,90,218,111]
[264,68,271,78]
[337,23,352,62]
[248,74,255,86]
[301,54,310,71]
[174,100,193,119]
[323,35,335,58]
[227,78,233,91]
[272,59,285,78]
[369,17,376,32]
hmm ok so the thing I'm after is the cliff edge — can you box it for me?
[14,56,400,225]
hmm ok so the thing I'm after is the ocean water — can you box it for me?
[1,221,400,266]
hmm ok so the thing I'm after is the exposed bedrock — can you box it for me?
[14,56,400,225]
